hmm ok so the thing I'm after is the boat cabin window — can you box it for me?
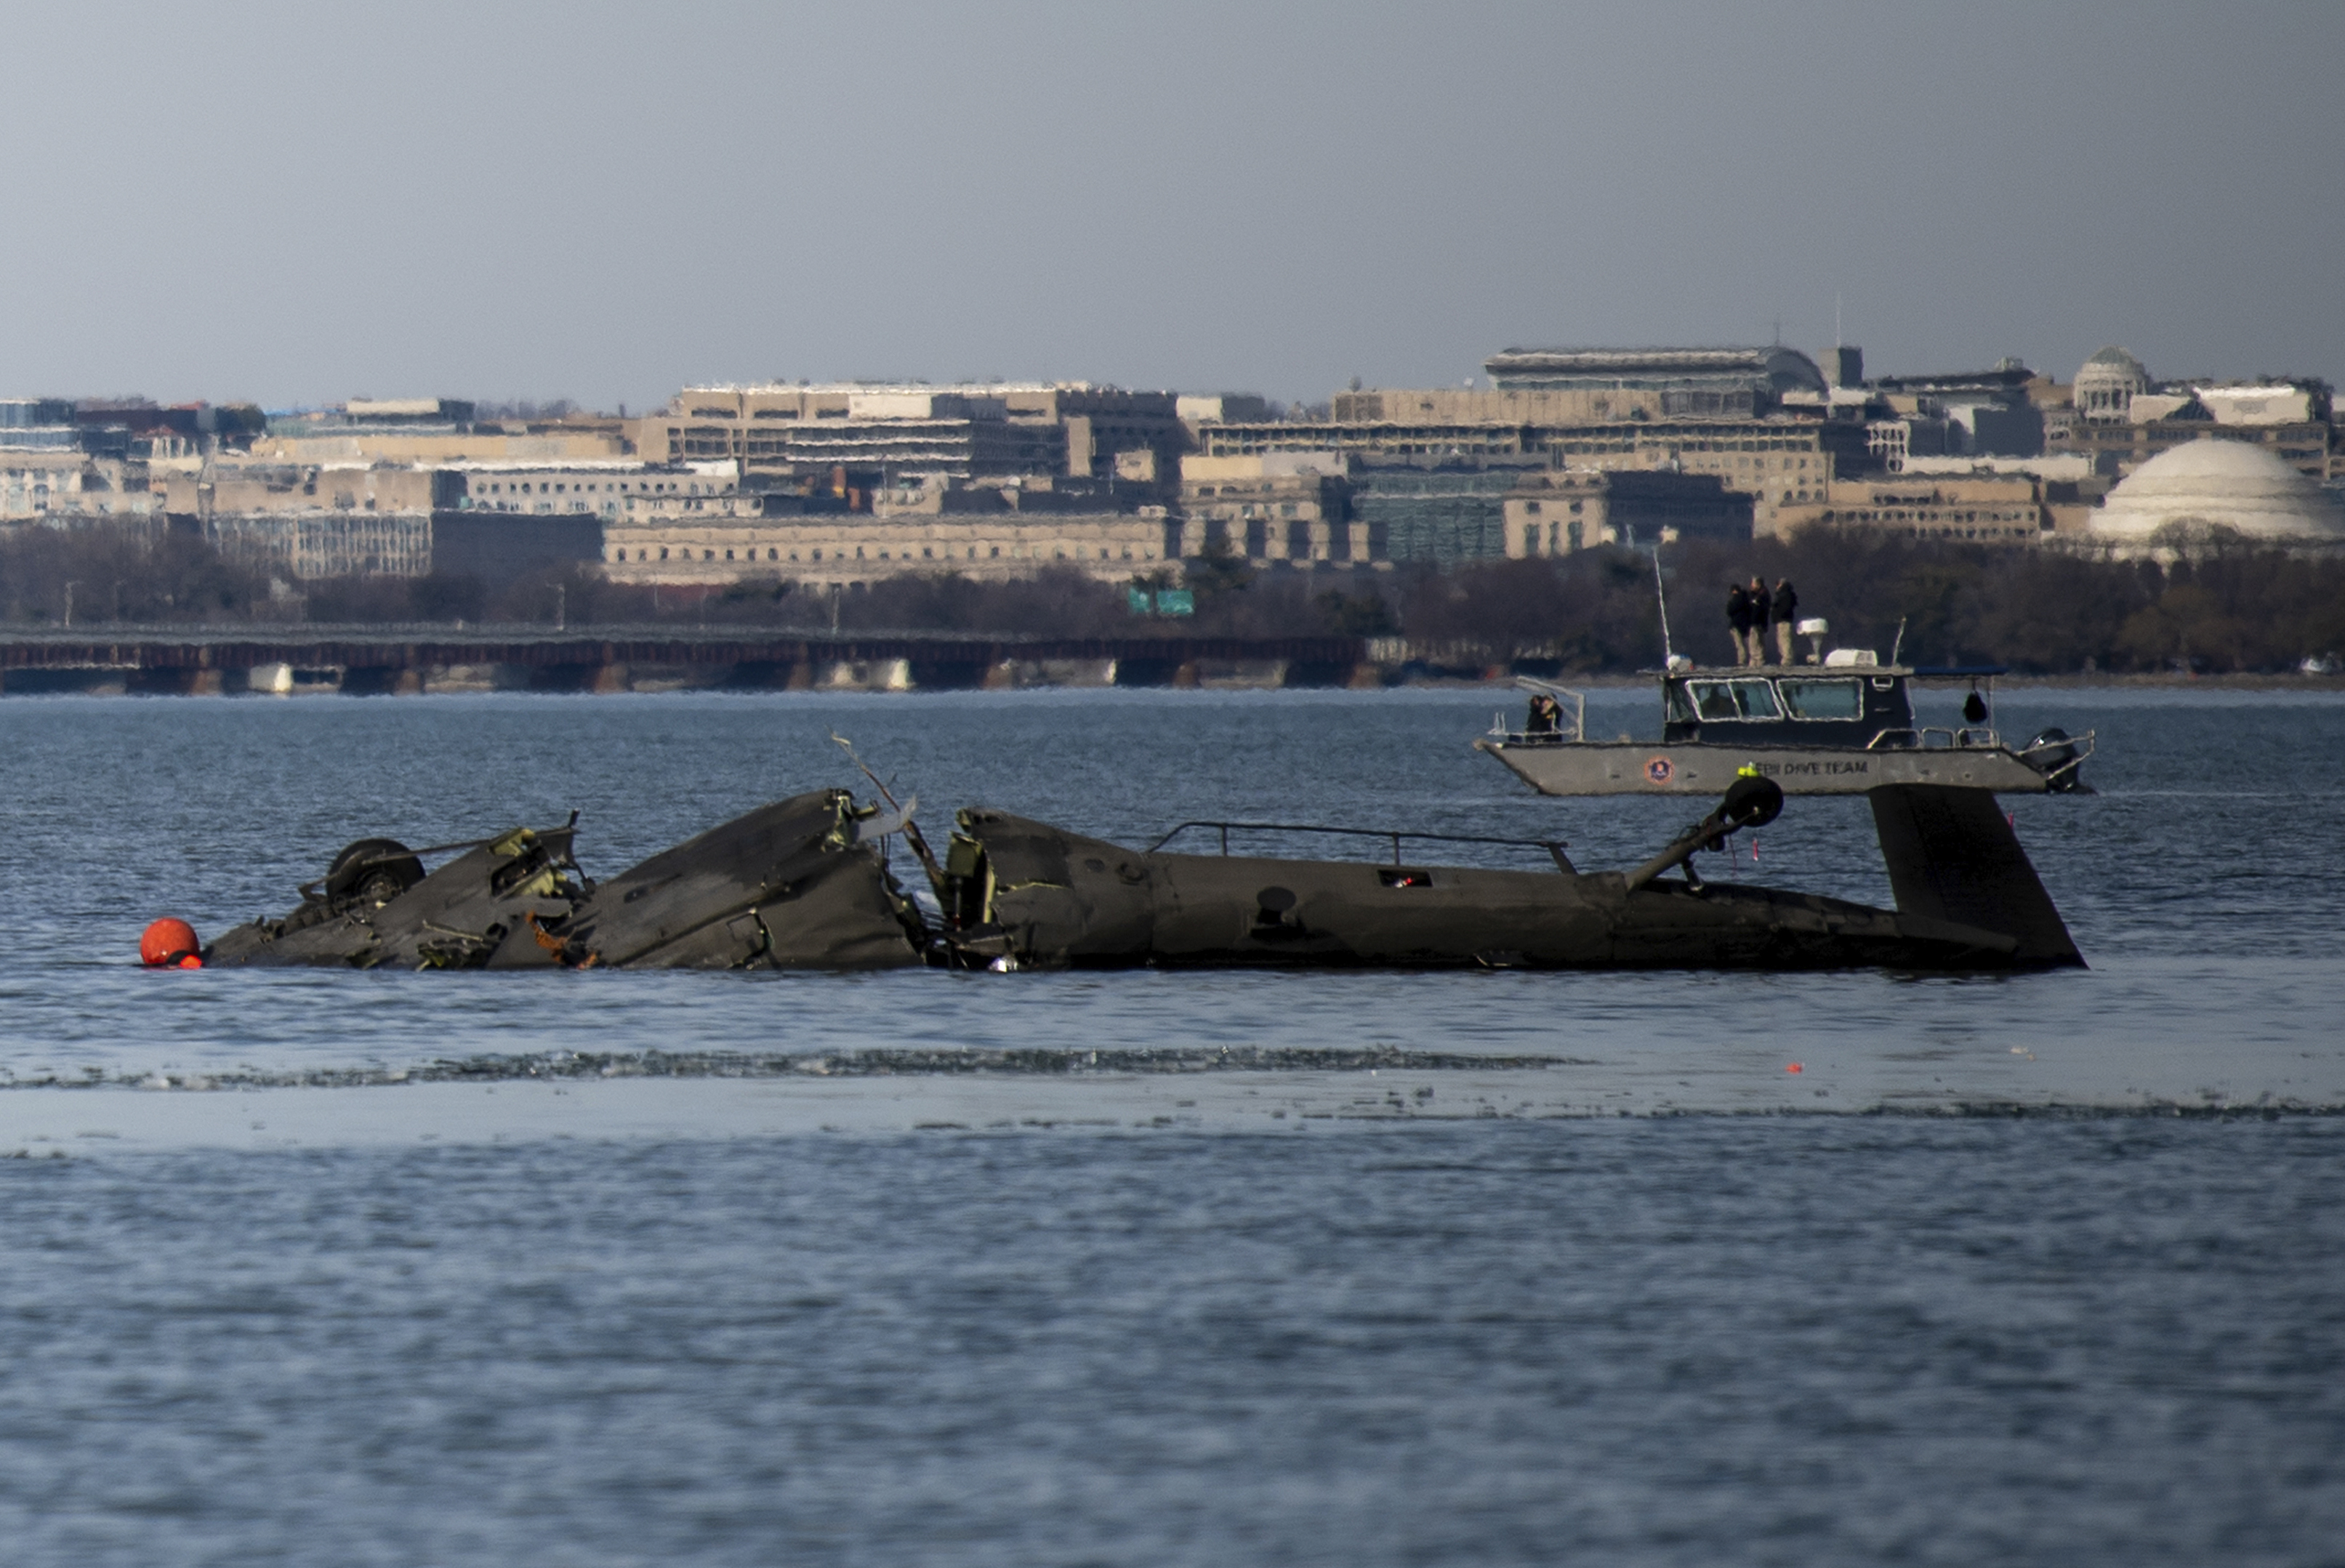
[1777,677,1865,720]
[1684,678,1782,721]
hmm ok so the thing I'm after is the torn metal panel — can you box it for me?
[203,790,925,972]
[205,824,585,970]
[560,790,926,970]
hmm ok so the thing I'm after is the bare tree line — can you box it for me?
[0,519,2337,672]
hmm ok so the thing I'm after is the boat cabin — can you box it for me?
[1661,665,1915,747]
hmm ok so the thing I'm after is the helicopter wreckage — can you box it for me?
[167,766,2082,975]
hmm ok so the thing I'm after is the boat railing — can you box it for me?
[1488,677,1585,746]
[1146,820,1574,872]
[1865,725,2099,776]
[1866,726,2007,751]
[2015,728,2098,782]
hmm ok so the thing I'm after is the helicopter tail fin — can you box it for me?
[1868,785,2083,968]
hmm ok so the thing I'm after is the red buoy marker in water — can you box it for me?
[1785,1062,1803,1074]
[140,918,203,969]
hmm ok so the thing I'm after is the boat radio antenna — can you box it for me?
[1652,548,1675,665]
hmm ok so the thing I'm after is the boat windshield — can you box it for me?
[1777,677,1865,720]
[1684,678,1782,721]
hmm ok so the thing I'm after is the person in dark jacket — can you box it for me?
[1747,577,1772,664]
[1772,579,1799,664]
[1726,583,1753,666]
[1526,691,1561,736]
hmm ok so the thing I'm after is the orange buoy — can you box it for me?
[140,917,202,968]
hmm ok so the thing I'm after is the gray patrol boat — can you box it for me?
[1476,659,2092,797]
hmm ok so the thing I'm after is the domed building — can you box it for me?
[2089,437,2345,547]
[2075,345,2152,422]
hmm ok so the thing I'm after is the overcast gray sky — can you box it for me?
[1,1,2336,411]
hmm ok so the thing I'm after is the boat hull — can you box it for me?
[1475,738,2051,796]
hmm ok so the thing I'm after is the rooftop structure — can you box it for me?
[644,382,1184,492]
[2191,382,2328,427]
[1481,346,1826,417]
[1177,393,1271,425]
[342,398,478,425]
[0,398,74,428]
[2075,347,2152,422]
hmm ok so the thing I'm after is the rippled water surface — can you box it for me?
[1,684,2341,1564]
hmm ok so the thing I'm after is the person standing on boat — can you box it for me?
[1772,579,1798,664]
[1747,576,1772,664]
[1525,691,1561,736]
[1726,582,1753,666]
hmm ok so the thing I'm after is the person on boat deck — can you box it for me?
[1726,582,1753,666]
[1526,691,1561,736]
[1772,579,1798,664]
[1747,577,1773,664]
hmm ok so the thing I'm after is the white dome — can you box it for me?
[2091,438,2345,543]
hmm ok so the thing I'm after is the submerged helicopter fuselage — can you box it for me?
[188,777,2081,976]
[940,782,2080,973]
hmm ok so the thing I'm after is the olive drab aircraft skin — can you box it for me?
[193,780,2082,976]
[201,789,929,971]
[936,782,2081,973]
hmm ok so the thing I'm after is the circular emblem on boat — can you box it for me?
[1644,756,1675,786]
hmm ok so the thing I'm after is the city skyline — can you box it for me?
[0,1,2337,409]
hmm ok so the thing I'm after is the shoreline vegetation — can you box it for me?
[2,520,2340,678]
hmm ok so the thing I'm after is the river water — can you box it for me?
[1,684,2340,1564]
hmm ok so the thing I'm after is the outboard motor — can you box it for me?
[2027,727,2083,792]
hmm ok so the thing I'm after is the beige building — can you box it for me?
[207,512,433,578]
[2048,417,2331,481]
[441,459,739,518]
[1500,469,1753,555]
[866,472,1152,519]
[1774,471,2054,544]
[156,460,439,517]
[1177,453,1361,563]
[601,512,1178,589]
[148,455,747,521]
[246,429,628,464]
[1194,414,1835,535]
[1,453,163,520]
[636,382,1184,491]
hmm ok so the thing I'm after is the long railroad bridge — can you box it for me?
[0,629,1383,696]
